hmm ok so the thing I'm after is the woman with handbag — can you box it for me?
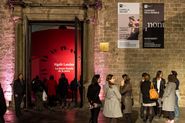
[87,74,102,123]
[103,74,122,123]
[120,74,133,123]
[140,73,156,123]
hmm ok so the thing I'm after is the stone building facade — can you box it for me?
[0,0,185,106]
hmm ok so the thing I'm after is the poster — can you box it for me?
[143,3,164,48]
[118,3,140,48]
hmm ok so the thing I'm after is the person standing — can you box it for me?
[139,73,148,119]
[171,70,180,118]
[103,74,122,123]
[32,76,44,111]
[162,74,177,123]
[87,74,102,123]
[70,78,78,106]
[47,75,57,107]
[79,75,84,108]
[0,83,7,123]
[13,73,26,118]
[140,73,156,123]
[57,73,69,108]
[153,70,166,117]
[120,74,133,123]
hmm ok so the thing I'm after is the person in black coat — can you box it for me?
[70,78,78,106]
[13,73,26,117]
[32,75,44,111]
[87,74,102,123]
[57,73,69,108]
[152,70,166,117]
[140,73,156,123]
[0,83,7,123]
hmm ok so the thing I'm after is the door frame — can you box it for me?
[24,19,84,107]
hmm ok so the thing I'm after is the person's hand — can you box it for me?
[120,80,125,86]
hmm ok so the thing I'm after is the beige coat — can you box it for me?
[103,85,122,118]
[162,82,176,111]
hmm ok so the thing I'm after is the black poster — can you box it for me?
[143,3,164,48]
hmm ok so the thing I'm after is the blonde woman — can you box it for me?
[103,74,122,123]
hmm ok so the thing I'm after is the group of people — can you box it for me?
[140,71,180,123]
[0,70,180,123]
[87,74,133,123]
[87,70,180,123]
[10,73,83,119]
[31,73,83,110]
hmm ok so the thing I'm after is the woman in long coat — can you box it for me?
[103,74,122,123]
[162,74,176,123]
[120,74,133,123]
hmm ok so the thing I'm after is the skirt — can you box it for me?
[163,111,175,120]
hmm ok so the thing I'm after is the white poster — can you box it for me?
[118,3,140,48]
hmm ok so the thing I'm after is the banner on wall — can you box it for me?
[118,3,140,48]
[143,3,164,48]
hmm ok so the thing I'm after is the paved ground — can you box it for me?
[4,107,185,123]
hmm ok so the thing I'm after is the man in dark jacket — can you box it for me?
[0,83,7,123]
[13,73,26,117]
[32,76,44,111]
[57,73,69,108]
[70,78,78,106]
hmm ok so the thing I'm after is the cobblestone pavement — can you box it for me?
[4,107,184,123]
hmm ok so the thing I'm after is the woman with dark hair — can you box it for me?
[87,74,102,123]
[140,73,156,123]
[103,74,122,123]
[13,73,26,118]
[171,70,180,118]
[153,70,166,117]
[162,74,177,123]
[120,74,133,123]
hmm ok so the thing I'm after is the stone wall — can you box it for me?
[0,0,185,107]
[94,0,185,106]
[0,0,15,105]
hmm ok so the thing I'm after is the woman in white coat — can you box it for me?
[162,74,177,123]
[103,74,122,123]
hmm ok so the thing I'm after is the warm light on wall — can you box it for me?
[100,42,109,52]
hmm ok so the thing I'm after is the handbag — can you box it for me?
[149,82,159,100]
[42,90,47,101]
